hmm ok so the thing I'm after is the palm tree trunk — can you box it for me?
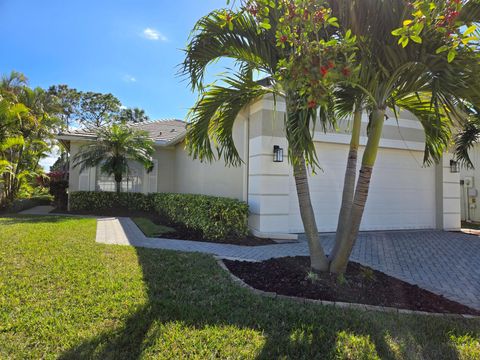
[330,108,385,274]
[114,173,123,194]
[293,152,329,272]
[329,107,362,262]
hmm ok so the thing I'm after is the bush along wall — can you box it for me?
[153,193,249,241]
[69,192,155,213]
[69,192,249,241]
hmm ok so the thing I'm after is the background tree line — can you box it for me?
[0,71,150,209]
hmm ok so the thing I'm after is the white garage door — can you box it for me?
[288,142,436,233]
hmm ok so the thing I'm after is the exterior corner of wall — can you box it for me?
[436,154,461,231]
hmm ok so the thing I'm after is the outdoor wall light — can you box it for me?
[450,160,460,173]
[273,145,284,163]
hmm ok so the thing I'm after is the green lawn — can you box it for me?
[1,216,479,359]
[132,217,176,237]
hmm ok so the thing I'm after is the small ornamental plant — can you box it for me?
[391,0,479,62]
[225,0,358,111]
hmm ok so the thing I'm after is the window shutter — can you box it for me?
[78,168,90,191]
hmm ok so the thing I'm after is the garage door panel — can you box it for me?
[289,143,436,233]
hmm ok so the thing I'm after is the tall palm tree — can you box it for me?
[182,8,333,271]
[183,0,480,274]
[73,124,155,194]
[328,0,480,272]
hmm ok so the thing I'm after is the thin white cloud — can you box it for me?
[122,74,137,83]
[142,28,167,41]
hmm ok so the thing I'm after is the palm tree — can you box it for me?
[182,1,480,274]
[328,0,480,272]
[0,73,59,207]
[182,8,333,271]
[454,104,480,169]
[73,124,155,194]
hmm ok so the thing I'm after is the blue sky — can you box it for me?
[0,0,229,120]
[0,0,233,168]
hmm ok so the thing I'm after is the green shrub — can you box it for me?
[69,192,249,241]
[70,192,154,213]
[153,193,248,241]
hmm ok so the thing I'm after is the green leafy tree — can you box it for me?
[50,151,69,172]
[0,72,60,207]
[78,92,122,128]
[47,85,82,130]
[73,124,155,194]
[117,107,150,124]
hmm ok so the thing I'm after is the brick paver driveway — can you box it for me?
[98,218,480,310]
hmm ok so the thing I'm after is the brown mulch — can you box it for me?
[223,256,480,315]
[53,208,276,246]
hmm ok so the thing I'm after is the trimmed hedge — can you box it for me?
[153,193,248,240]
[70,192,154,213]
[69,191,249,240]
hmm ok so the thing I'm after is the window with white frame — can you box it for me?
[96,161,143,193]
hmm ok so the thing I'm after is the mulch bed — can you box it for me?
[223,256,480,315]
[53,209,276,246]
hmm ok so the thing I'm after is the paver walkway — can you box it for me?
[19,205,55,215]
[97,217,480,310]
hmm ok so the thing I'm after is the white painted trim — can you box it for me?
[383,117,423,130]
[243,114,250,202]
[249,99,286,115]
[250,228,298,240]
[89,166,96,191]
[250,100,423,130]
[313,132,426,151]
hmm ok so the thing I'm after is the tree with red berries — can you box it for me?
[182,0,480,274]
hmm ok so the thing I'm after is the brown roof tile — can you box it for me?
[61,119,187,144]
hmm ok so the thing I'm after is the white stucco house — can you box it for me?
[58,95,461,240]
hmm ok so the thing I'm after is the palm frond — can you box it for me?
[187,72,275,166]
[454,105,480,169]
[180,9,279,91]
[395,92,452,165]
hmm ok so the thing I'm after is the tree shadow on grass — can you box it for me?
[0,214,74,225]
[57,238,480,360]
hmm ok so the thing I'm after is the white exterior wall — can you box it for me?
[436,155,461,230]
[66,95,462,235]
[460,144,480,222]
[246,97,461,237]
[173,113,247,201]
[68,142,96,192]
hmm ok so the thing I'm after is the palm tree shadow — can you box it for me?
[59,242,472,360]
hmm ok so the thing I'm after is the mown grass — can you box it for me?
[0,215,479,359]
[132,217,175,237]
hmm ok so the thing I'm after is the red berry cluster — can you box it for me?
[247,4,258,17]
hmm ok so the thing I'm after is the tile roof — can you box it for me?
[60,119,187,144]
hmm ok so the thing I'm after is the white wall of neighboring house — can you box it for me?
[65,95,462,238]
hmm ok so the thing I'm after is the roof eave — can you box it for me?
[57,133,186,147]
